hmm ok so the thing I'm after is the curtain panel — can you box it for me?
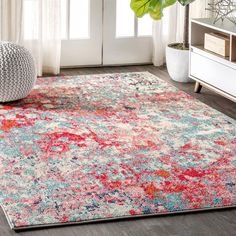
[0,0,23,42]
[0,0,61,76]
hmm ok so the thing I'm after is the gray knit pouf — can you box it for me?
[0,42,36,102]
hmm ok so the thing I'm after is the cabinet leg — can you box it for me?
[194,82,202,93]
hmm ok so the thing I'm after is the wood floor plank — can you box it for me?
[0,65,235,236]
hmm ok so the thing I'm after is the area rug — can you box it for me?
[0,72,235,230]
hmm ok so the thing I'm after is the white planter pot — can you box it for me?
[166,44,193,83]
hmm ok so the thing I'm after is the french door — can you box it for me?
[60,0,153,67]
[60,0,103,67]
[103,0,153,65]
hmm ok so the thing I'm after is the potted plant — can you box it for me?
[131,0,196,83]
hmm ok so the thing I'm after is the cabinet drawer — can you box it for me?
[190,52,236,97]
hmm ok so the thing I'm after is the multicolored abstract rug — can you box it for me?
[0,72,235,230]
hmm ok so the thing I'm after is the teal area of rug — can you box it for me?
[0,72,235,230]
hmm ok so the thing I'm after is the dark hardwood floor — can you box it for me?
[0,65,235,236]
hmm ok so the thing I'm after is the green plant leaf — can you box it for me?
[149,0,176,20]
[130,0,152,18]
[131,0,177,20]
[162,0,177,8]
[149,1,162,20]
[130,0,196,20]
[149,0,160,10]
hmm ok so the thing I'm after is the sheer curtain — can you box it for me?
[0,0,23,42]
[153,0,214,66]
[0,0,61,76]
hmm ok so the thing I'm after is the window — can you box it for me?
[61,0,90,40]
[23,0,90,40]
[116,0,152,38]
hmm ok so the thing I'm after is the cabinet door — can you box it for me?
[190,51,236,97]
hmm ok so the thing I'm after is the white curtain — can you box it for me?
[152,0,214,66]
[0,0,23,42]
[0,0,61,76]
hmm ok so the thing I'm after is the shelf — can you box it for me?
[191,45,230,60]
[191,19,236,64]
[191,18,236,36]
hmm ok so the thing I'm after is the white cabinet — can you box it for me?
[189,18,236,103]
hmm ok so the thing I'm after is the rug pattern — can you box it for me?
[0,72,235,229]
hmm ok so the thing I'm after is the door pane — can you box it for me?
[138,15,152,36]
[70,0,90,39]
[116,0,134,37]
[61,0,103,66]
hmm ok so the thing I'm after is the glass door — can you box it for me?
[60,0,153,67]
[60,0,103,67]
[103,0,153,65]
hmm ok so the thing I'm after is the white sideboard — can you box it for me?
[189,18,236,103]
